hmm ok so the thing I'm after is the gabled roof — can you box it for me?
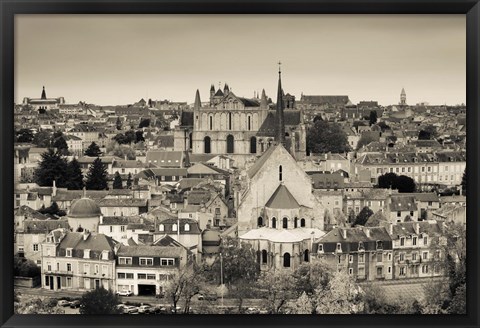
[247,143,278,178]
[389,196,417,212]
[187,162,225,175]
[59,232,117,252]
[240,227,325,243]
[116,244,184,258]
[256,111,301,137]
[265,184,299,209]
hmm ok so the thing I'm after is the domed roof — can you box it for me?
[69,198,102,218]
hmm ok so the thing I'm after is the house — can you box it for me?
[96,198,148,216]
[41,229,118,291]
[146,150,185,168]
[153,218,202,254]
[312,226,394,281]
[388,196,419,223]
[114,243,190,296]
[137,168,189,186]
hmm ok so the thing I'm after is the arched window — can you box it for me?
[250,137,257,154]
[248,116,251,131]
[300,218,306,227]
[294,217,298,228]
[159,224,164,232]
[304,249,310,262]
[172,224,178,231]
[283,253,291,267]
[209,116,213,130]
[261,250,268,264]
[272,217,277,228]
[228,113,232,130]
[184,223,190,232]
[279,165,283,181]
[257,217,263,227]
[204,136,211,154]
[226,135,234,154]
[283,217,288,229]
[189,133,193,149]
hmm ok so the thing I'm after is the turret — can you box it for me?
[194,89,202,110]
[275,63,286,146]
[41,86,46,100]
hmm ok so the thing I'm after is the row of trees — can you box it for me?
[34,148,132,190]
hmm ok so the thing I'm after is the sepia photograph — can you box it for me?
[12,14,467,316]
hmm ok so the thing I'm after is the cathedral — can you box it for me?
[174,68,307,168]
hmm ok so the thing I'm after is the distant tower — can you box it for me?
[41,86,47,100]
[194,89,202,110]
[275,62,286,146]
[400,88,407,106]
[209,84,215,105]
[223,83,230,96]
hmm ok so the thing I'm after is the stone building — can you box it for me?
[22,86,65,111]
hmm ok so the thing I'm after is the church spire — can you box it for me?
[260,89,268,108]
[41,86,46,100]
[275,62,285,146]
[194,89,202,110]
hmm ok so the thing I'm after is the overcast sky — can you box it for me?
[15,15,465,106]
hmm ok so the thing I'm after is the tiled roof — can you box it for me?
[265,184,300,209]
[116,244,183,258]
[389,196,417,212]
[59,232,117,252]
[237,97,260,107]
[112,160,146,169]
[179,111,194,127]
[187,190,211,205]
[23,219,69,233]
[97,198,147,207]
[15,205,49,220]
[146,151,184,167]
[177,178,207,190]
[256,111,301,137]
[155,218,201,234]
[247,143,278,179]
[53,190,108,201]
[300,95,350,105]
[395,192,439,203]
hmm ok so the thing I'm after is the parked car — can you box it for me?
[198,293,218,301]
[116,304,126,312]
[152,306,168,314]
[69,300,81,309]
[57,300,71,307]
[259,309,269,314]
[245,307,260,314]
[138,305,152,314]
[123,305,138,314]
[116,290,133,297]
[170,306,182,313]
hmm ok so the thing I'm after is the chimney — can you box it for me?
[99,215,103,224]
[83,230,90,241]
[364,227,370,238]
[341,228,347,239]
[52,180,57,197]
[414,222,420,235]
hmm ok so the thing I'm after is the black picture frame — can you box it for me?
[1,1,479,327]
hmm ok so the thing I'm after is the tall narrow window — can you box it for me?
[248,116,251,131]
[272,217,277,228]
[209,116,213,130]
[204,136,211,154]
[261,250,268,264]
[300,218,306,227]
[304,250,309,262]
[257,217,263,227]
[283,217,288,229]
[283,253,291,267]
[226,135,234,154]
[279,165,283,181]
[250,137,257,154]
[228,113,232,130]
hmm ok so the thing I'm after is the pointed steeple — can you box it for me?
[223,83,230,96]
[41,86,47,100]
[260,89,268,108]
[194,89,202,110]
[275,62,285,146]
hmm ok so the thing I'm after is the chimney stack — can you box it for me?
[389,222,393,235]
[364,227,371,238]
[83,230,90,241]
[414,222,420,235]
[341,228,347,239]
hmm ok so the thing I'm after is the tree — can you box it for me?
[84,142,102,157]
[126,173,133,189]
[292,260,333,297]
[135,130,145,143]
[307,120,351,154]
[15,295,64,314]
[125,130,136,144]
[356,133,378,151]
[14,256,41,277]
[258,270,295,314]
[315,269,363,314]
[116,116,122,130]
[113,171,123,189]
[164,264,203,314]
[113,133,129,145]
[85,157,108,190]
[52,135,69,156]
[461,168,466,195]
[138,118,151,128]
[79,287,122,314]
[32,130,53,148]
[66,158,84,190]
[34,148,68,187]
[418,125,438,140]
[377,121,390,132]
[39,201,66,217]
[291,292,314,314]
[353,206,374,226]
[369,110,378,126]
[16,129,34,143]
[377,173,416,193]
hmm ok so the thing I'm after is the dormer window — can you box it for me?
[184,223,190,232]
[66,248,72,257]
[318,244,323,253]
[172,224,178,232]
[358,241,364,251]
[159,224,164,232]
[101,251,109,260]
[376,241,383,250]
[336,243,342,252]
[84,249,90,259]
